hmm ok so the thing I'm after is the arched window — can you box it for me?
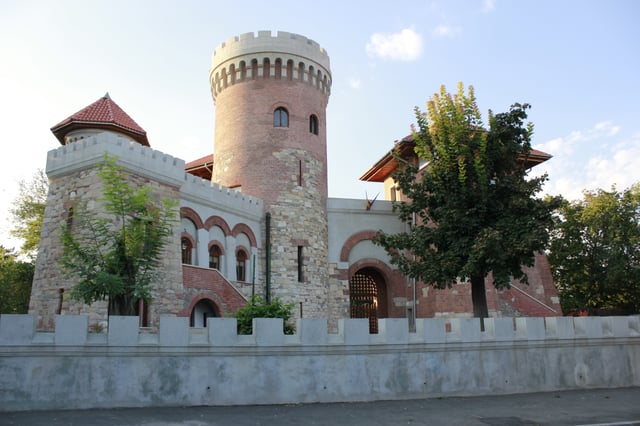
[236,250,247,281]
[274,107,289,127]
[181,238,192,264]
[309,114,318,135]
[209,245,221,270]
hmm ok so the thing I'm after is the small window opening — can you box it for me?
[236,250,247,281]
[66,206,74,229]
[274,107,289,127]
[181,238,192,264]
[136,299,149,327]
[309,114,318,135]
[297,246,304,282]
[298,160,303,186]
[209,245,221,270]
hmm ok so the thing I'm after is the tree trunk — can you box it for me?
[471,275,488,331]
[108,294,137,316]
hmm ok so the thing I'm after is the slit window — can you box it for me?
[309,114,318,135]
[297,246,304,282]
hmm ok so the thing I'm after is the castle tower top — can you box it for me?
[210,31,331,101]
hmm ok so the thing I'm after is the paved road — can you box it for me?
[2,387,640,426]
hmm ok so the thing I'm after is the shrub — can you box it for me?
[234,295,296,335]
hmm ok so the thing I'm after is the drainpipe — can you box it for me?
[265,212,271,304]
[411,211,417,331]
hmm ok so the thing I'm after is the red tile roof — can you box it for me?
[185,154,214,180]
[50,94,149,146]
[360,134,552,182]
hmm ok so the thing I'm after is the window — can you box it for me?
[209,245,221,270]
[274,107,289,127]
[135,299,149,327]
[236,250,247,281]
[66,206,74,229]
[297,246,304,282]
[181,238,192,264]
[309,114,318,135]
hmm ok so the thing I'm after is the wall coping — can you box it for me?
[1,314,638,347]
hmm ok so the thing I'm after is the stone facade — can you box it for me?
[29,31,561,331]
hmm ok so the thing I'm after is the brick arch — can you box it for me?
[204,215,232,236]
[207,240,225,256]
[180,207,204,229]
[184,295,221,318]
[231,223,257,247]
[340,230,378,262]
[180,232,196,248]
[348,258,397,333]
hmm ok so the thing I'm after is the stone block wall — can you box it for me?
[1,314,638,411]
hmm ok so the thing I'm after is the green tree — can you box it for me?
[9,169,48,259]
[549,184,640,314]
[60,154,178,316]
[0,246,34,314]
[374,83,558,320]
[233,295,296,335]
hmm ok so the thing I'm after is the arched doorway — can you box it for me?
[349,267,388,333]
[190,299,218,328]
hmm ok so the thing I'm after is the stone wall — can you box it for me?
[1,314,638,412]
[30,136,185,330]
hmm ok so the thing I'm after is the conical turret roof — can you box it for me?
[51,93,149,146]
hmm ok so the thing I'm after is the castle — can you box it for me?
[28,31,561,331]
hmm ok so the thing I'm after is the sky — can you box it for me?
[1,0,639,251]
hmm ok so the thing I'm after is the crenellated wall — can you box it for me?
[210,30,331,99]
[1,314,638,411]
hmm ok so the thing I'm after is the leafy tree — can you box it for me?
[9,169,48,259]
[0,246,34,314]
[234,295,295,335]
[60,154,178,316]
[549,184,640,314]
[374,83,558,320]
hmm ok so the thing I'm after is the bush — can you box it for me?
[234,295,296,335]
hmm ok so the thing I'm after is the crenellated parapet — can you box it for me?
[181,173,264,218]
[2,314,639,411]
[46,133,185,188]
[210,30,332,101]
[3,314,640,347]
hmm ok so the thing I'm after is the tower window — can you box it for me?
[236,249,247,281]
[274,107,289,127]
[309,114,318,135]
[209,245,221,270]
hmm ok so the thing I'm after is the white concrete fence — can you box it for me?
[1,314,639,411]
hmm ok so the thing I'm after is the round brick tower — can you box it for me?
[210,31,332,319]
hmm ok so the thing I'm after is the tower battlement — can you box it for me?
[46,133,185,188]
[210,30,332,100]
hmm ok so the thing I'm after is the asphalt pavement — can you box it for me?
[2,387,640,426]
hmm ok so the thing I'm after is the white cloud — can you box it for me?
[432,25,462,38]
[585,137,640,192]
[365,28,423,61]
[349,78,362,89]
[482,0,496,12]
[533,123,640,201]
